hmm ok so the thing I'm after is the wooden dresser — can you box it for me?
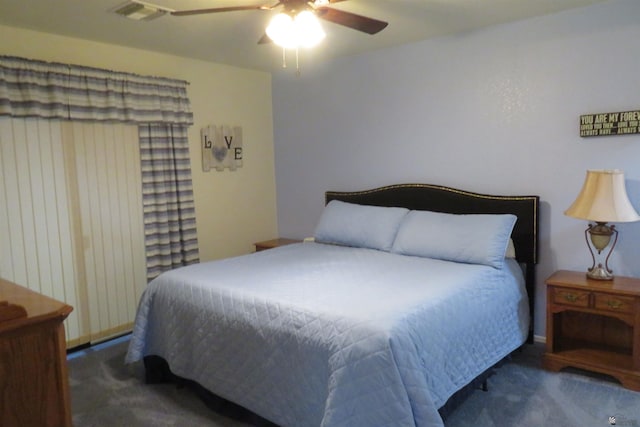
[0,278,73,427]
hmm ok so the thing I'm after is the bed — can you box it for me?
[126,183,539,427]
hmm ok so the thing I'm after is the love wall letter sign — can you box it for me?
[202,125,243,171]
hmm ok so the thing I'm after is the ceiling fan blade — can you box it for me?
[171,5,271,17]
[315,7,388,34]
[257,33,273,44]
[310,0,348,5]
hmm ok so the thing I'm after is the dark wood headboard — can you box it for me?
[325,183,539,343]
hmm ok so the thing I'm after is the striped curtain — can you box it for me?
[0,55,199,280]
[139,124,199,281]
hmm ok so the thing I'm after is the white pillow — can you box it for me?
[391,210,517,269]
[314,200,409,251]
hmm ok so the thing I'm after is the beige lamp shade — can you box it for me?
[565,169,640,222]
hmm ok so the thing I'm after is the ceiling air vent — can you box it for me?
[111,0,170,21]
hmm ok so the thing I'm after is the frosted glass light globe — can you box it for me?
[294,11,326,48]
[266,11,325,49]
[266,13,297,49]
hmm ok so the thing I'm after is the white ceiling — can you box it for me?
[0,0,610,72]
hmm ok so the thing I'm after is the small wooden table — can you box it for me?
[543,270,640,391]
[0,278,73,426]
[254,238,302,252]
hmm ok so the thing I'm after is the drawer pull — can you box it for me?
[607,300,623,309]
[564,293,578,303]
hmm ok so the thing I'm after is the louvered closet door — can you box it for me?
[66,122,147,342]
[0,117,147,346]
[0,117,86,346]
[63,122,146,341]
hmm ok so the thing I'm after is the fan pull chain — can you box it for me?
[295,48,300,77]
[279,47,301,76]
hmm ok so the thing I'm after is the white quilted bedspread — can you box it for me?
[126,242,528,427]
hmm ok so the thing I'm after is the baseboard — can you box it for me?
[533,334,546,344]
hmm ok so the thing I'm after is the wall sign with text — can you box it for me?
[580,110,640,137]
[201,125,243,171]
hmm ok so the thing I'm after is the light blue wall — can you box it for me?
[272,0,640,338]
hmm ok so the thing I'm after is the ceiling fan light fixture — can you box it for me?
[266,11,326,49]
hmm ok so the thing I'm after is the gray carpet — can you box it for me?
[68,337,640,426]
[445,345,640,427]
[68,336,252,427]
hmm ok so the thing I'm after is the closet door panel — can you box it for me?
[0,118,85,345]
[70,122,146,342]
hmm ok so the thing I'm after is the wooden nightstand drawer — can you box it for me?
[552,287,590,308]
[593,293,636,314]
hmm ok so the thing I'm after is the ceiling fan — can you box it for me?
[169,0,389,44]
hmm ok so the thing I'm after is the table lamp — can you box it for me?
[564,169,640,280]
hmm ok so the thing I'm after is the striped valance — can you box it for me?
[0,55,193,125]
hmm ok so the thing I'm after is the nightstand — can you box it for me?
[543,270,640,391]
[254,238,302,252]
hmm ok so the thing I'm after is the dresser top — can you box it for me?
[0,278,72,333]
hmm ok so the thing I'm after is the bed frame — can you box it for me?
[146,183,539,425]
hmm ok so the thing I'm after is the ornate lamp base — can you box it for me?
[587,264,614,281]
[584,223,617,281]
